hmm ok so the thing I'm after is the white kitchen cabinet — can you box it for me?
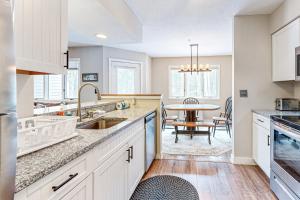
[272,18,300,81]
[14,0,68,74]
[93,126,146,200]
[93,144,128,200]
[127,133,145,198]
[60,175,93,200]
[15,119,146,200]
[252,113,271,177]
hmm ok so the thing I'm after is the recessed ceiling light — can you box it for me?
[95,33,107,39]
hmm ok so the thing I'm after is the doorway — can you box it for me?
[109,59,142,94]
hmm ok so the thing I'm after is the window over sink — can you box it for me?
[169,65,220,99]
[33,58,80,100]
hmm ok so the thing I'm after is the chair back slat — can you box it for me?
[183,97,200,116]
[224,97,232,120]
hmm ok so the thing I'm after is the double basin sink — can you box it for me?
[76,117,127,130]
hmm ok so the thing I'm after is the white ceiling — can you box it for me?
[69,0,285,57]
[68,0,142,47]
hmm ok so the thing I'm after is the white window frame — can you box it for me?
[108,58,144,94]
[168,65,221,100]
[33,58,80,100]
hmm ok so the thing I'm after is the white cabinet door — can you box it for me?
[14,0,67,74]
[253,122,270,177]
[60,175,93,200]
[93,144,128,200]
[272,18,300,81]
[127,133,145,198]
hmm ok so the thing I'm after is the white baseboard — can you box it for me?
[230,155,256,165]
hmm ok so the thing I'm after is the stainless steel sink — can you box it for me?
[77,117,127,129]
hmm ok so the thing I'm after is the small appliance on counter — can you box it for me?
[275,98,300,111]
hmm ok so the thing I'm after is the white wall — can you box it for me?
[151,56,232,119]
[233,15,295,162]
[16,74,34,118]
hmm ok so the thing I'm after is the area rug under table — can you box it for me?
[162,129,232,156]
[130,175,199,200]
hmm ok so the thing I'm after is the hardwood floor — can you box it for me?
[143,159,277,200]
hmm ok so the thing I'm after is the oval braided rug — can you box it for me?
[130,175,199,200]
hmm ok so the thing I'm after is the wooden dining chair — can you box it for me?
[212,97,232,137]
[183,97,200,120]
[161,102,178,130]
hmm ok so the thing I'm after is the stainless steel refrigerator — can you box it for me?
[0,0,18,199]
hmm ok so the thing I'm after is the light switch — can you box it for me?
[240,90,248,98]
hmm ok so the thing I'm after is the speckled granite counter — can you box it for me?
[15,106,156,193]
[252,109,300,118]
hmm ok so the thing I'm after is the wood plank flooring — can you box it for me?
[143,159,277,200]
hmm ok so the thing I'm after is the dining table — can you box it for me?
[164,104,221,122]
[164,104,221,137]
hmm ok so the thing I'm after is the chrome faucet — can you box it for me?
[77,83,101,122]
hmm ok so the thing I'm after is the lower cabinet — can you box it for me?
[127,133,145,198]
[94,131,145,200]
[60,175,93,200]
[252,114,271,177]
[93,144,129,200]
[14,119,146,200]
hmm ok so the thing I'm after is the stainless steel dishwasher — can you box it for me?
[145,112,157,171]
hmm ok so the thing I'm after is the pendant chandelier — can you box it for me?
[179,44,212,74]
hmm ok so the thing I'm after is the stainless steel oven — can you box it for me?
[271,116,300,200]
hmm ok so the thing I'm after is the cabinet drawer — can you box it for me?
[253,113,270,130]
[25,155,91,200]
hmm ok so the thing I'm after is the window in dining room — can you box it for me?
[169,65,220,99]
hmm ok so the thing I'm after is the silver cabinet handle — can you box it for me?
[130,146,133,159]
[257,119,264,123]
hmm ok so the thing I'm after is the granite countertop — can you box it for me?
[252,109,300,118]
[34,99,120,115]
[15,106,156,193]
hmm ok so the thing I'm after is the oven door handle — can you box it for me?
[274,124,300,141]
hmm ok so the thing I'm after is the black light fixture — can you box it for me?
[179,44,211,74]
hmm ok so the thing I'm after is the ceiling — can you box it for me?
[69,0,285,57]
[68,0,142,47]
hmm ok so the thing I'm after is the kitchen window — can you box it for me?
[169,65,220,99]
[33,58,80,100]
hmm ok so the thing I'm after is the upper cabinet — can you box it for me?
[272,18,300,81]
[14,0,68,74]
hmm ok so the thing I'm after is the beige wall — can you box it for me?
[151,56,232,119]
[233,15,295,162]
[16,74,34,118]
[270,0,300,33]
